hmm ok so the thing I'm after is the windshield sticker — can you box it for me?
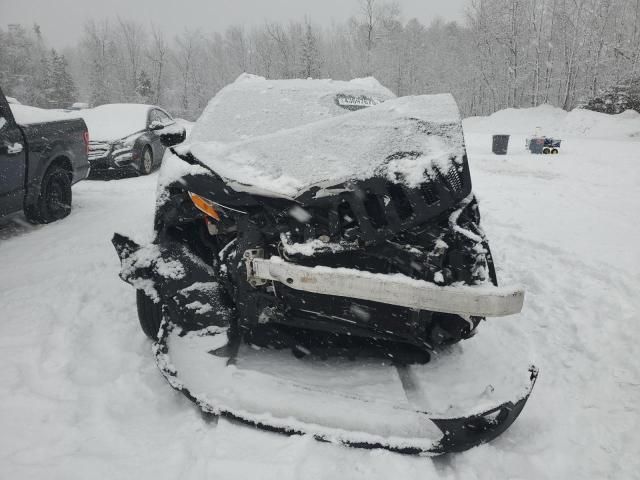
[335,94,380,110]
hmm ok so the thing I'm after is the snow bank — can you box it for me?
[464,104,640,139]
[9,104,79,125]
[78,104,150,141]
[563,108,640,138]
[186,94,464,198]
[189,73,395,143]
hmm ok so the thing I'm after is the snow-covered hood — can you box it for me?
[79,104,150,141]
[183,93,466,199]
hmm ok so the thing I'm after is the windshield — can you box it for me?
[189,75,395,143]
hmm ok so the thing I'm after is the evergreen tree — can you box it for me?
[31,23,51,107]
[584,77,640,114]
[88,59,109,107]
[135,70,154,103]
[299,21,321,78]
[48,50,76,108]
[35,54,52,106]
[1,24,35,103]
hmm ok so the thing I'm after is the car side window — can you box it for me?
[156,110,173,125]
[148,109,161,125]
[149,109,173,128]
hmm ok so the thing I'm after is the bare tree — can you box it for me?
[116,17,145,100]
[148,23,167,105]
[173,29,202,117]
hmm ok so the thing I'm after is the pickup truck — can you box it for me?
[0,88,90,223]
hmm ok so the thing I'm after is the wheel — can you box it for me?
[136,289,163,339]
[542,147,550,154]
[24,164,72,224]
[551,148,559,154]
[139,145,153,175]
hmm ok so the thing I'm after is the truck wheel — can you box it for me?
[139,146,153,175]
[24,165,72,224]
[136,289,163,339]
[542,147,550,154]
[551,148,559,154]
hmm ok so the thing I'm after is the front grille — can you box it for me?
[363,193,388,229]
[445,166,463,193]
[355,164,469,238]
[420,182,439,206]
[88,141,111,161]
[292,156,472,245]
[386,182,413,220]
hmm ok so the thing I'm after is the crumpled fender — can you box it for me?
[112,233,233,330]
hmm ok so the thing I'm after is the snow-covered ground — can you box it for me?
[1,106,639,479]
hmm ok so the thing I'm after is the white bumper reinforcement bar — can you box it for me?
[244,251,524,317]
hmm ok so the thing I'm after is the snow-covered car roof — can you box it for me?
[79,104,154,141]
[183,87,465,199]
[189,74,396,143]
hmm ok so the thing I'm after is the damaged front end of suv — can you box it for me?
[112,75,536,455]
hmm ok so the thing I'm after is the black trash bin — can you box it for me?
[492,134,510,155]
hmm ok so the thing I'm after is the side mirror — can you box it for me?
[160,127,186,147]
[149,120,164,131]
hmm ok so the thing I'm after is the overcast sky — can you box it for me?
[0,0,469,49]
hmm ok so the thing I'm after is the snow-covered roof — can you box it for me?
[6,96,21,105]
[186,93,465,199]
[79,104,152,141]
[189,74,396,143]
[9,104,79,125]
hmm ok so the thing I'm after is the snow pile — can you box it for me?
[464,104,640,139]
[464,104,567,135]
[562,108,640,138]
[9,104,79,125]
[189,73,395,143]
[186,93,464,198]
[79,104,151,141]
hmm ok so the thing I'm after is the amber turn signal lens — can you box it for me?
[188,192,221,221]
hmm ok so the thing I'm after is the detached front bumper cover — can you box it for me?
[154,320,538,456]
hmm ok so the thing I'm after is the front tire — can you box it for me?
[24,165,72,224]
[136,289,163,339]
[139,146,153,175]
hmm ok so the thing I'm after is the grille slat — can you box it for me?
[445,166,463,193]
[88,141,111,160]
